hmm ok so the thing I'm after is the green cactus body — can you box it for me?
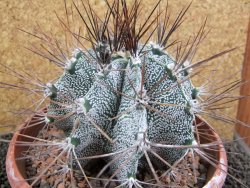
[144,47,195,167]
[71,56,128,159]
[47,49,98,132]
[46,43,196,184]
[108,57,146,180]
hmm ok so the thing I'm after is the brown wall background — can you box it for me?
[0,0,250,138]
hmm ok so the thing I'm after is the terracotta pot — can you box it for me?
[6,114,227,188]
[196,118,228,188]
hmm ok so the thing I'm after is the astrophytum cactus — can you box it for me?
[2,0,241,187]
[44,1,203,186]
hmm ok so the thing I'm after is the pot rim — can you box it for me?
[6,114,228,188]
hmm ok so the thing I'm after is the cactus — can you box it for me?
[1,0,247,187]
[48,43,196,178]
[41,1,209,186]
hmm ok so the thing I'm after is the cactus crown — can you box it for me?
[0,0,243,187]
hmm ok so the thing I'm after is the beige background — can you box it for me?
[0,0,250,138]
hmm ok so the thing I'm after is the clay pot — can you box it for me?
[6,114,227,188]
[196,118,228,188]
[6,113,45,188]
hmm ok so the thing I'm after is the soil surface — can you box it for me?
[1,133,250,188]
[24,127,207,188]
